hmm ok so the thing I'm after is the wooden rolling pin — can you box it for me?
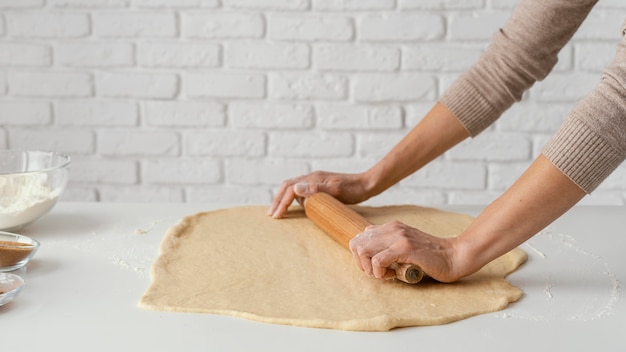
[303,192,424,284]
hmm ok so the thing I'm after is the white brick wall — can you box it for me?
[1,0,625,206]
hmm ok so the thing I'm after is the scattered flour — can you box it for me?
[0,173,60,230]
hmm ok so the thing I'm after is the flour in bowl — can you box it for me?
[0,173,60,230]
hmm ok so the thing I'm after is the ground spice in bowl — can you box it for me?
[0,241,36,267]
[0,232,39,271]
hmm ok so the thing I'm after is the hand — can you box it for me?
[349,221,462,283]
[268,171,372,219]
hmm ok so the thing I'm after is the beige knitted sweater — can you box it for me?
[440,0,626,193]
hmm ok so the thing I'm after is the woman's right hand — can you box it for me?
[268,171,373,219]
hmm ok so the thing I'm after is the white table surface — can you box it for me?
[1,203,624,351]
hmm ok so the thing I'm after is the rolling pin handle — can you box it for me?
[393,263,425,284]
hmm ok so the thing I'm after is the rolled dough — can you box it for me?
[139,205,527,331]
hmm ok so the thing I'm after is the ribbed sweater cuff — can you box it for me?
[542,115,624,193]
[439,77,504,137]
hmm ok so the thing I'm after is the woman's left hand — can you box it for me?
[348,221,462,283]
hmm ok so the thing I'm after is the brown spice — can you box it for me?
[0,241,35,267]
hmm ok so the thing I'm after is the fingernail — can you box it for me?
[294,182,307,195]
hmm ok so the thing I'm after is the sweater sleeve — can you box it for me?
[439,0,597,136]
[542,20,626,193]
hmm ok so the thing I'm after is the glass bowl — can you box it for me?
[0,273,25,306]
[0,232,40,272]
[0,150,70,231]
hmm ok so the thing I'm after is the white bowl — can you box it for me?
[0,150,70,231]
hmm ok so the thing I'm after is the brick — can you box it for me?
[6,12,89,38]
[227,159,309,185]
[97,71,178,98]
[50,0,130,7]
[93,12,177,38]
[359,14,444,41]
[268,15,353,41]
[530,72,599,102]
[596,0,626,7]
[0,43,51,66]
[55,100,138,126]
[401,161,486,189]
[138,41,220,68]
[573,10,625,40]
[69,157,137,184]
[230,102,314,129]
[61,186,97,202]
[489,0,516,9]
[56,41,134,67]
[404,103,433,127]
[317,104,403,130]
[357,132,405,159]
[552,45,573,72]
[10,71,93,97]
[314,44,399,71]
[532,134,552,156]
[8,128,94,154]
[353,73,436,102]
[447,132,530,161]
[0,72,6,95]
[312,0,394,10]
[575,43,616,72]
[222,0,308,10]
[497,102,570,133]
[142,158,221,184]
[578,192,623,206]
[399,0,483,9]
[311,158,376,174]
[269,73,348,100]
[364,186,446,206]
[99,129,179,156]
[186,185,272,204]
[136,0,218,7]
[185,130,266,157]
[449,190,500,205]
[183,12,264,39]
[143,101,225,127]
[99,186,184,202]
[0,0,44,7]
[268,132,353,157]
[183,72,265,99]
[449,12,509,40]
[226,41,309,70]
[0,101,51,125]
[488,162,530,190]
[403,44,483,72]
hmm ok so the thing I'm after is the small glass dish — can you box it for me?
[0,273,25,306]
[0,232,40,272]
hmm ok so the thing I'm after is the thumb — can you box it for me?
[293,182,320,197]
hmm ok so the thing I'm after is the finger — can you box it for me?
[349,230,375,276]
[371,251,396,280]
[349,233,365,272]
[272,187,297,219]
[293,182,321,198]
[268,182,291,216]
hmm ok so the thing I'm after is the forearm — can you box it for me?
[453,155,586,278]
[363,102,469,198]
[441,0,596,136]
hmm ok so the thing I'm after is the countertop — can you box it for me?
[1,203,624,351]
